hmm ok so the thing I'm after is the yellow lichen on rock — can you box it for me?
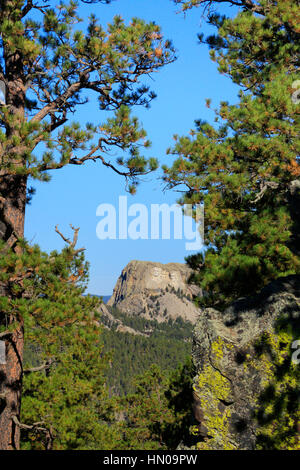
[193,337,236,450]
[252,329,300,450]
[190,276,300,450]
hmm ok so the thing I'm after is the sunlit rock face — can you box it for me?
[107,260,202,324]
[190,275,300,450]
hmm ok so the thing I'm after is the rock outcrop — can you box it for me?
[191,275,300,450]
[108,260,202,324]
[98,303,147,336]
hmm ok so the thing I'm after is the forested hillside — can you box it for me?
[102,306,193,394]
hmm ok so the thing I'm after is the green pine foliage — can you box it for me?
[0,0,176,450]
[0,236,118,449]
[1,236,193,450]
[0,0,176,192]
[169,0,300,451]
[2,1,298,451]
[114,359,194,450]
[165,0,300,308]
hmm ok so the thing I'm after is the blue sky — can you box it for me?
[24,0,239,295]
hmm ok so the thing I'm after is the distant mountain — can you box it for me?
[96,260,202,394]
[107,260,202,324]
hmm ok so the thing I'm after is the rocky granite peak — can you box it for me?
[107,260,202,324]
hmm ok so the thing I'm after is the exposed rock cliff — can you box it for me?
[107,260,202,324]
[98,303,147,336]
[191,275,300,450]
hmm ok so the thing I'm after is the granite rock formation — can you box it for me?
[107,260,202,324]
[191,275,300,450]
[98,303,147,336]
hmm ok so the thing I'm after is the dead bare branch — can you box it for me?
[12,415,54,450]
[23,358,55,374]
[55,224,85,254]
[251,181,279,204]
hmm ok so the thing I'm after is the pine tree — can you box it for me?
[116,361,194,450]
[0,0,175,449]
[165,0,300,307]
[0,226,118,449]
[118,365,173,450]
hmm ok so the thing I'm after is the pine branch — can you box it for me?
[22,0,50,18]
[251,181,280,204]
[30,80,83,126]
[12,415,53,450]
[23,358,55,374]
[0,331,13,339]
[176,0,266,15]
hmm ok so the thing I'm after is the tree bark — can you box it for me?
[0,174,27,450]
[0,29,27,447]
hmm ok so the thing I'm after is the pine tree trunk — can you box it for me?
[0,175,27,450]
[0,28,28,447]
